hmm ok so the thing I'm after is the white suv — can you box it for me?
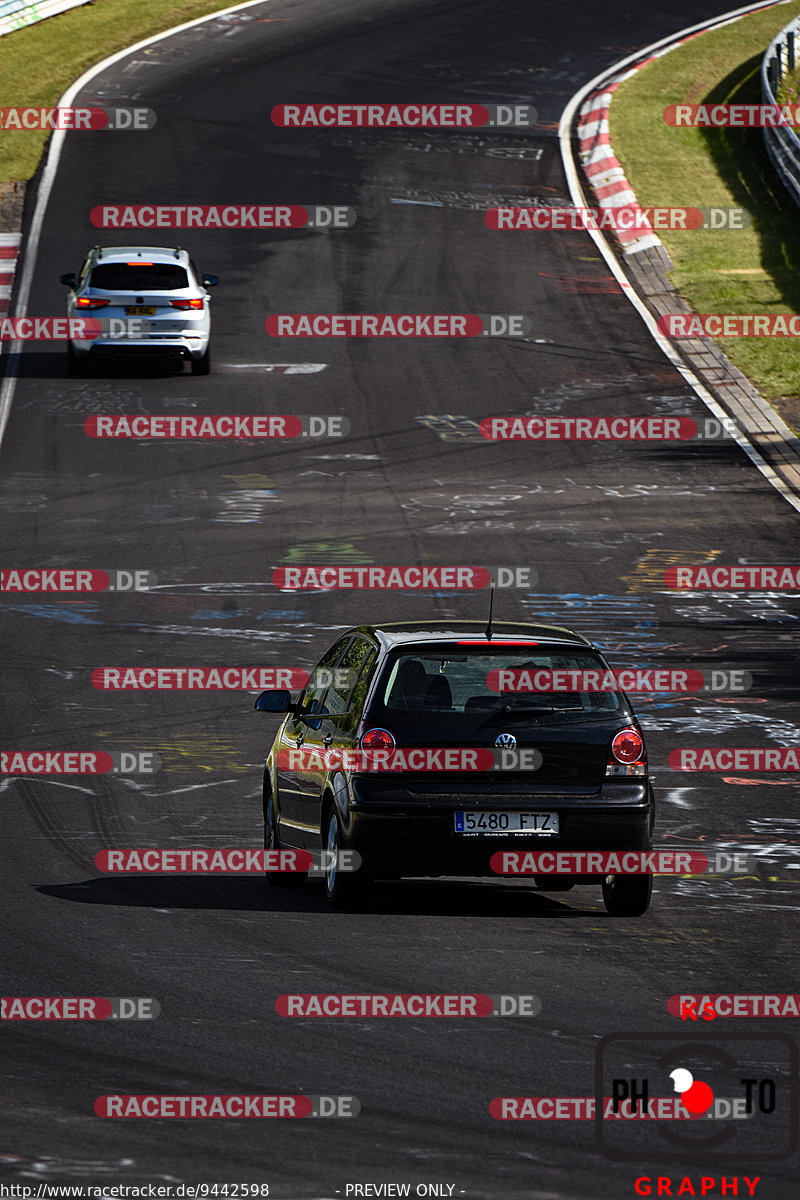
[60,245,218,375]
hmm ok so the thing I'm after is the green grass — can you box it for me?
[611,5,800,402]
[0,0,240,182]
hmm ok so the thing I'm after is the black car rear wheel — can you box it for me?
[601,872,652,916]
[323,806,369,909]
[264,783,306,887]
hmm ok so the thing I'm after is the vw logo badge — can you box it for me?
[495,732,517,749]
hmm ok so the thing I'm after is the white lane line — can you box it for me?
[219,362,327,372]
[389,197,445,207]
[0,0,272,453]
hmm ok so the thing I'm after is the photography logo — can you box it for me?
[595,1033,798,1162]
[669,1067,714,1116]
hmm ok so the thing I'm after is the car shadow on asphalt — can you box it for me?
[37,875,606,917]
[9,350,194,379]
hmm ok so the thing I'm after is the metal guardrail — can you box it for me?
[762,13,800,209]
[0,0,93,38]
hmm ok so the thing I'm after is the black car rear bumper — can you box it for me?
[345,778,653,877]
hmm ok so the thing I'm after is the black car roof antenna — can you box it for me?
[485,582,495,641]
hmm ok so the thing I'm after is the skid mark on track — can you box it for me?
[383,185,546,210]
[415,414,483,441]
[95,732,253,774]
[216,474,279,523]
[644,705,800,740]
[1,602,102,625]
[662,788,696,808]
[538,271,621,294]
[130,778,243,797]
[0,1153,176,1181]
[520,592,662,645]
[622,548,721,592]
[673,595,800,624]
[0,778,96,795]
[189,607,305,621]
[280,539,373,564]
[723,775,800,786]
[119,621,318,643]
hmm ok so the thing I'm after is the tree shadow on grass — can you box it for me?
[698,54,800,313]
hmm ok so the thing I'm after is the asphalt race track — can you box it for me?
[1,1,799,1196]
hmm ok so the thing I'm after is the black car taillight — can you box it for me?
[606,727,646,776]
[360,728,395,751]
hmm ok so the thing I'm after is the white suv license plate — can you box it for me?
[454,811,559,836]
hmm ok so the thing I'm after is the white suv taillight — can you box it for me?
[606,727,646,776]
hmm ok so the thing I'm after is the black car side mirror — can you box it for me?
[59,273,76,287]
[254,689,293,712]
[202,274,219,287]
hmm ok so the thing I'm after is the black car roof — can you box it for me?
[345,620,595,651]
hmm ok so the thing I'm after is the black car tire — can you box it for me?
[323,805,369,910]
[601,872,652,916]
[191,345,211,375]
[67,343,87,376]
[264,783,306,888]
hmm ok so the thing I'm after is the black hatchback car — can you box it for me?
[254,621,655,914]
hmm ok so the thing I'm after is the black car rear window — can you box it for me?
[87,263,190,291]
[369,646,626,732]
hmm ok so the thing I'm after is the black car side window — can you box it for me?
[295,637,353,728]
[325,638,377,729]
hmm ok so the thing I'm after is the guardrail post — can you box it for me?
[763,17,800,212]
